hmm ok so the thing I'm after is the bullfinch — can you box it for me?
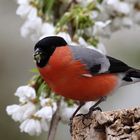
[34,36,140,116]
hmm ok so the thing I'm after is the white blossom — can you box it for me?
[20,118,49,136]
[20,16,42,39]
[6,95,54,135]
[116,2,130,15]
[78,37,93,49]
[20,24,30,38]
[122,17,133,28]
[90,10,99,19]
[40,98,57,111]
[111,17,122,31]
[32,98,57,121]
[16,0,37,19]
[56,32,77,46]
[40,119,49,132]
[106,0,130,14]
[77,0,93,7]
[16,4,33,18]
[35,106,54,121]
[57,32,72,44]
[78,37,88,47]
[100,0,140,34]
[85,20,111,38]
[39,23,55,40]
[97,42,107,54]
[16,0,140,40]
[17,0,29,5]
[27,7,38,20]
[41,23,55,36]
[15,85,36,103]
[93,20,111,36]
[20,118,44,136]
[106,0,118,5]
[60,101,78,123]
[6,102,36,122]
[78,37,107,54]
[6,104,21,121]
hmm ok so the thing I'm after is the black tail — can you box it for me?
[122,68,140,82]
[123,68,140,82]
[126,68,140,78]
[106,56,140,81]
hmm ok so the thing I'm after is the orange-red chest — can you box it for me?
[38,46,119,101]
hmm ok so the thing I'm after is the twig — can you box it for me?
[65,0,78,12]
[71,107,140,140]
[47,99,61,140]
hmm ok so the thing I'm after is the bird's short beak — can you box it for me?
[34,49,42,63]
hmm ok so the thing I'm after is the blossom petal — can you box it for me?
[35,106,53,121]
[20,119,42,136]
[15,85,36,103]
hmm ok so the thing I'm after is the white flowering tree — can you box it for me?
[6,0,140,140]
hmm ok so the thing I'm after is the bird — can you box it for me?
[34,36,140,117]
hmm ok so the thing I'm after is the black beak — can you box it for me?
[34,49,42,63]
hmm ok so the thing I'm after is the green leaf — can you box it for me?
[87,2,96,10]
[46,0,55,14]
[87,37,99,47]
[97,0,103,4]
[56,12,71,28]
[66,99,75,107]
[30,68,39,73]
[37,82,47,97]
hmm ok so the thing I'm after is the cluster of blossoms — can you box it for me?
[97,0,140,37]
[16,0,109,49]
[16,0,140,40]
[7,0,140,137]
[6,85,57,135]
[6,84,92,135]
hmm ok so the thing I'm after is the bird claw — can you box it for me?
[81,107,102,125]
[89,106,102,113]
[69,97,105,134]
[70,106,102,133]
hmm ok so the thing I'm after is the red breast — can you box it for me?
[38,46,119,101]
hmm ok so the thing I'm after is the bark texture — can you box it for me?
[71,107,140,140]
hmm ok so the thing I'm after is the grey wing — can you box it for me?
[68,45,110,74]
[68,45,135,82]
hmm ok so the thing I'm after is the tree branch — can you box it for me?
[47,99,61,140]
[71,107,140,140]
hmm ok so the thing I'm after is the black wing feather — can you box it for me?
[107,56,130,73]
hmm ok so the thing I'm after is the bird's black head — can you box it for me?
[34,36,67,68]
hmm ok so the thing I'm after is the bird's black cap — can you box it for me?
[34,36,67,68]
[34,36,67,51]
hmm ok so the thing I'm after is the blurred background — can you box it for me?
[0,0,140,140]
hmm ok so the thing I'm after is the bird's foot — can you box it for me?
[69,97,106,134]
[70,106,102,132]
[81,107,102,126]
